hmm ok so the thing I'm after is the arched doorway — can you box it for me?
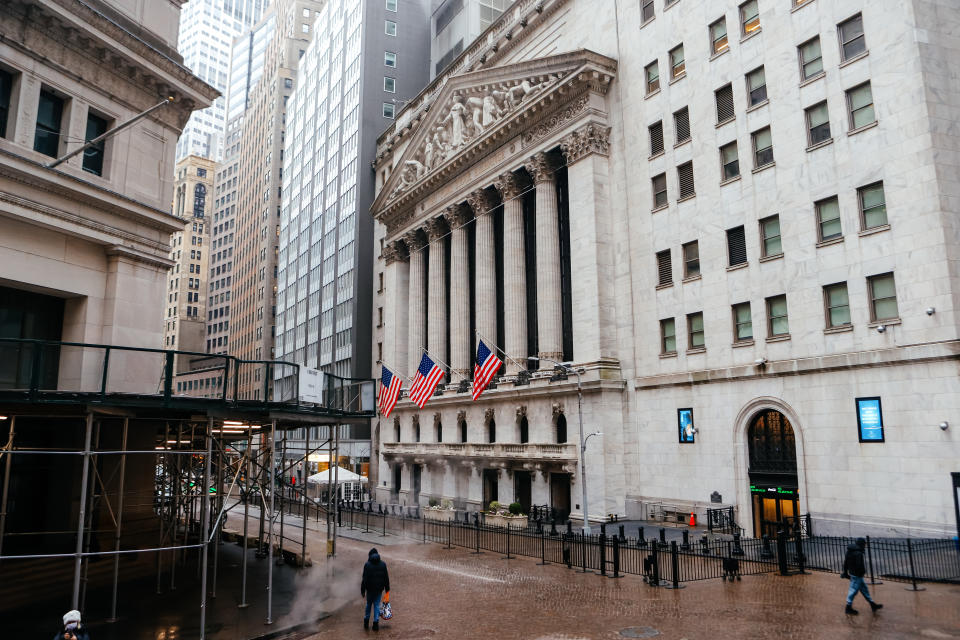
[747,409,799,537]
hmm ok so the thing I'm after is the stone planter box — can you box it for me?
[423,508,457,522]
[484,513,527,529]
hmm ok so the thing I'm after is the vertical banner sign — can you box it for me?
[678,408,695,443]
[856,397,885,442]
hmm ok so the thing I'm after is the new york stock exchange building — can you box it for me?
[369,0,960,538]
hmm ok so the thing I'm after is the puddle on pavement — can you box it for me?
[619,627,660,638]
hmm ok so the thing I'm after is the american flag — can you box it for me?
[408,353,443,408]
[472,339,502,401]
[378,366,403,417]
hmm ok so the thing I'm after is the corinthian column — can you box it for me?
[404,229,427,375]
[467,188,497,362]
[424,216,448,382]
[526,152,563,360]
[493,171,527,373]
[443,204,472,379]
[383,240,409,376]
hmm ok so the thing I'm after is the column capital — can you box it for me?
[383,239,409,264]
[465,188,496,216]
[525,152,555,184]
[403,228,428,251]
[493,171,522,199]
[559,122,612,165]
[442,203,472,229]
[423,216,448,242]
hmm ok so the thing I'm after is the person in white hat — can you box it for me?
[53,610,90,640]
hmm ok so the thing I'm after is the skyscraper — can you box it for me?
[431,0,513,79]
[277,0,432,382]
[176,0,272,162]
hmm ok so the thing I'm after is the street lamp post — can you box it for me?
[530,357,592,534]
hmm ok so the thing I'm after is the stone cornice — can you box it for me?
[105,244,175,269]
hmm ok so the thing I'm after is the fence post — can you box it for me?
[538,526,547,565]
[681,529,690,551]
[611,536,622,579]
[650,545,660,587]
[564,532,571,568]
[422,515,426,543]
[365,508,370,533]
[666,541,684,589]
[760,534,774,559]
[659,527,667,548]
[579,533,588,574]
[638,526,646,548]
[472,514,482,555]
[794,527,807,574]
[383,511,386,537]
[598,529,607,577]
[776,529,789,575]
[732,532,744,556]
[446,520,452,549]
[865,536,882,585]
[905,538,925,591]
[504,523,512,560]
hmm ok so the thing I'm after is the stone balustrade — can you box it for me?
[381,441,576,461]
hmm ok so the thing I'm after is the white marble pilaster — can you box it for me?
[525,153,563,360]
[494,171,527,373]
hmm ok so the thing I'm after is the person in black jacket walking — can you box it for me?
[360,547,390,631]
[842,538,882,615]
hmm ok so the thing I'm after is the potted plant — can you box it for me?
[484,501,527,528]
[423,498,457,522]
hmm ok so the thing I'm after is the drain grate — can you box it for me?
[619,627,660,639]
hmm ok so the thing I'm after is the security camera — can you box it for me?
[684,425,697,437]
[754,358,767,366]
[876,325,886,333]
[926,307,936,316]
[940,421,949,431]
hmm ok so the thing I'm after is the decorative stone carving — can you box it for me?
[411,414,420,431]
[457,409,467,424]
[493,171,522,199]
[403,229,427,251]
[485,407,496,424]
[521,94,590,146]
[382,240,408,264]
[465,188,497,216]
[552,403,564,417]
[525,152,554,184]
[423,216,447,241]
[516,405,527,420]
[442,203,472,229]
[559,122,612,165]
[433,412,442,428]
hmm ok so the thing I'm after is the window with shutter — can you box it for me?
[715,84,734,124]
[677,162,695,199]
[683,241,700,278]
[727,225,747,266]
[652,173,667,208]
[656,249,672,286]
[674,107,690,144]
[649,121,664,155]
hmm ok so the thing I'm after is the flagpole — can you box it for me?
[379,360,414,383]
[420,346,471,383]
[475,330,527,373]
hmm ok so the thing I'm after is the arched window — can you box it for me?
[394,419,400,442]
[748,410,796,473]
[415,419,420,443]
[556,414,567,444]
[436,420,443,443]
[459,418,467,443]
[488,419,496,443]
[193,183,207,217]
[519,416,529,444]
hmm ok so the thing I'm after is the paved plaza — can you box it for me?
[305,531,960,640]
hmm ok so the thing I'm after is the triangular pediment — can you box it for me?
[371,49,617,219]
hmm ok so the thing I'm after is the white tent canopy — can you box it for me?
[306,467,367,484]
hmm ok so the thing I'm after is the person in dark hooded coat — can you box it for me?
[360,547,390,630]
[53,610,91,640]
[841,537,882,615]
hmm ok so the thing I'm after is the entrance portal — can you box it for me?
[550,473,571,520]
[747,409,799,537]
[514,471,532,513]
[482,469,499,509]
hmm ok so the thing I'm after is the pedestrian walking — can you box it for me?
[360,547,390,631]
[53,610,90,640]
[841,537,883,615]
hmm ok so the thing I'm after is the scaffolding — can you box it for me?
[0,338,374,638]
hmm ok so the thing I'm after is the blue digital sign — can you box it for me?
[678,408,695,443]
[856,397,884,442]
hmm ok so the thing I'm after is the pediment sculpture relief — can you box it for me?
[389,74,565,200]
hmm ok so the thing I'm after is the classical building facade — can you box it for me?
[371,0,960,537]
[0,0,216,392]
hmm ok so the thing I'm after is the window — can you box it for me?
[816,196,842,241]
[720,141,739,180]
[301,23,309,33]
[34,90,64,158]
[687,312,705,349]
[760,215,782,257]
[733,302,753,341]
[649,120,664,156]
[746,66,767,106]
[82,112,108,176]
[645,61,660,94]
[838,14,866,61]
[660,318,676,354]
[383,77,396,92]
[652,173,667,208]
[710,17,728,55]
[766,295,789,337]
[385,20,397,36]
[798,37,823,81]
[677,162,695,199]
[727,225,747,266]
[669,45,685,79]
[752,127,774,168]
[384,51,397,67]
[641,0,654,23]
[385,0,398,11]
[683,241,700,278]
[858,182,887,229]
[740,0,760,35]
[805,101,831,145]
[0,69,12,138]
[197,167,206,177]
[824,282,851,327]
[715,84,735,124]
[656,249,672,286]
[868,273,899,322]
[673,107,690,145]
[382,102,395,118]
[847,82,875,130]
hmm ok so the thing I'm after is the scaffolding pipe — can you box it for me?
[107,418,129,622]
[71,413,94,609]
[332,423,339,557]
[199,420,213,640]
[0,416,17,568]
[171,421,183,590]
[302,428,309,567]
[257,444,266,558]
[239,447,250,608]
[80,418,102,611]
[211,441,223,598]
[156,422,169,594]
[266,420,276,626]
[277,436,285,566]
